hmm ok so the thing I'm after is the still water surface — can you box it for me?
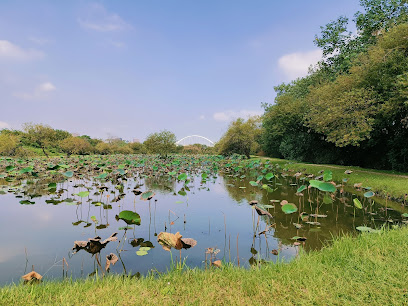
[0,172,405,285]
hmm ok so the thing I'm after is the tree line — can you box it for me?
[217,0,408,172]
[0,124,214,157]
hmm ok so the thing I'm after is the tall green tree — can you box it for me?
[217,117,261,158]
[22,123,56,158]
[143,130,177,157]
[315,0,408,74]
[60,137,92,156]
[0,133,19,156]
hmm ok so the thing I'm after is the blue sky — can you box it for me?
[0,0,361,142]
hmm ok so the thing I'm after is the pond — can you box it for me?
[0,155,406,285]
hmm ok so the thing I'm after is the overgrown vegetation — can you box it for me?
[0,124,215,157]
[261,0,408,171]
[2,226,408,305]
[216,117,262,158]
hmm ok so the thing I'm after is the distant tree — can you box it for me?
[217,117,262,158]
[106,137,134,154]
[22,123,56,158]
[182,144,202,154]
[60,137,92,156]
[79,135,102,147]
[129,141,145,153]
[143,130,177,157]
[54,129,72,141]
[95,142,112,155]
[0,133,19,156]
[182,144,213,154]
[113,144,133,154]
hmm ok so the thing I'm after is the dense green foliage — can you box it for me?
[0,123,144,157]
[143,130,178,156]
[0,125,214,157]
[2,227,408,305]
[216,117,261,158]
[261,0,408,171]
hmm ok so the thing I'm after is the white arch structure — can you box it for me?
[176,135,215,147]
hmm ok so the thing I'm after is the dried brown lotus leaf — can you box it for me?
[105,253,119,271]
[103,232,118,244]
[181,238,197,249]
[72,233,118,255]
[212,260,222,268]
[157,232,183,251]
[254,206,272,218]
[22,271,42,281]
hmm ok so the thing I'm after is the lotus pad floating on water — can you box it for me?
[282,203,298,214]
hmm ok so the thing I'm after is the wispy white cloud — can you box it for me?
[0,40,44,60]
[278,49,322,80]
[13,82,56,100]
[28,36,51,45]
[78,3,130,32]
[199,115,205,120]
[213,109,262,122]
[108,39,126,48]
[0,121,10,129]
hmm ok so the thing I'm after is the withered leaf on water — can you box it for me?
[157,232,197,251]
[181,238,197,249]
[132,189,142,195]
[72,232,118,255]
[254,205,273,218]
[105,253,119,271]
[103,232,118,243]
[22,271,42,282]
[157,232,183,251]
[130,238,154,248]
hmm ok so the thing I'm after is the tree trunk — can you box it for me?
[42,146,49,158]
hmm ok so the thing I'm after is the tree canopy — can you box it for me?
[261,1,408,171]
[216,117,261,158]
[143,130,177,156]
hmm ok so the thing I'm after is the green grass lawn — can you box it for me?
[1,227,408,305]
[254,156,408,203]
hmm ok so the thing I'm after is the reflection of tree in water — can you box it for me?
[222,172,404,253]
[144,177,176,195]
[0,178,61,198]
[222,175,260,204]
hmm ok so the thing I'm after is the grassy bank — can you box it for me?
[254,157,408,203]
[1,227,408,305]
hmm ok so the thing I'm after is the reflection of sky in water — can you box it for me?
[0,175,404,285]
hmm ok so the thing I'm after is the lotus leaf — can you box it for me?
[117,210,141,225]
[282,203,298,214]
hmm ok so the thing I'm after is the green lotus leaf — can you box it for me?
[282,203,298,214]
[118,210,141,225]
[63,171,74,178]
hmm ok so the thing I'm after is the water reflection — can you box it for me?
[0,166,406,285]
